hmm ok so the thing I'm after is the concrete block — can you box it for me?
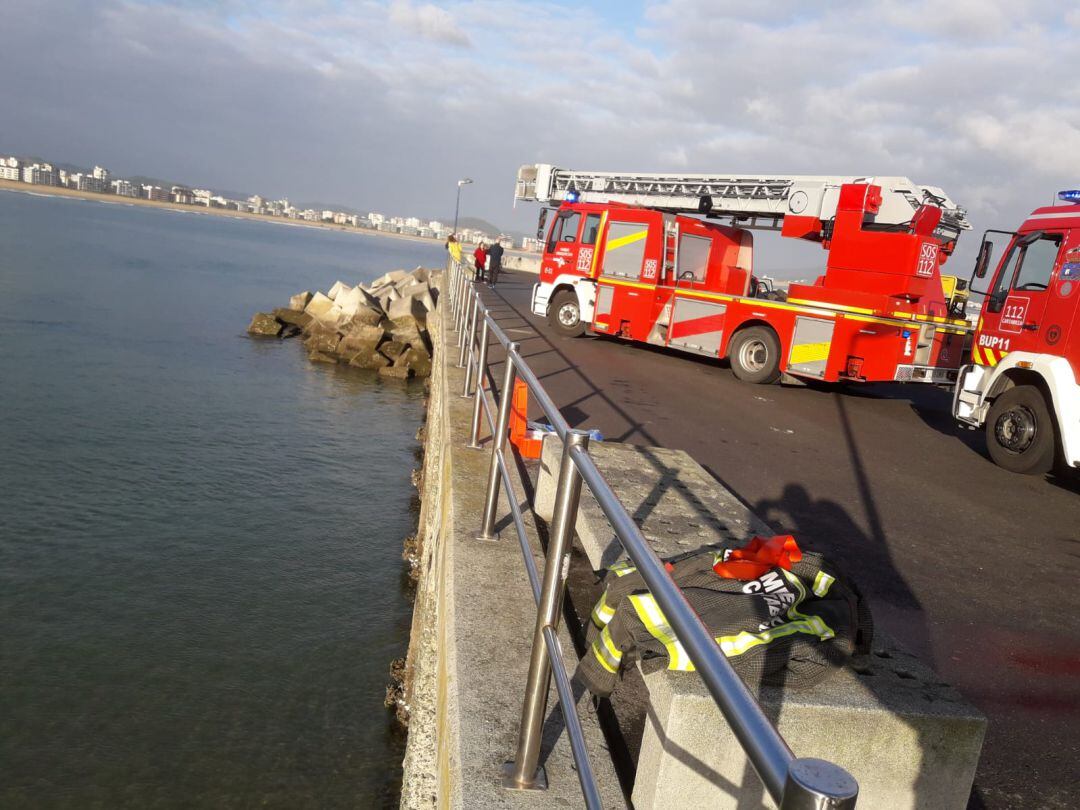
[289,291,313,311]
[535,436,770,570]
[327,280,351,300]
[246,312,282,337]
[335,285,378,316]
[304,291,337,321]
[272,307,312,329]
[633,634,986,810]
[347,345,390,370]
[387,295,423,322]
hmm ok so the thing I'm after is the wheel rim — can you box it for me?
[738,339,769,373]
[557,302,579,327]
[994,405,1037,454]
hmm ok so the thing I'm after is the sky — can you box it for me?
[2,0,1078,273]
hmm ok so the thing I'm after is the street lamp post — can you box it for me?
[453,178,473,234]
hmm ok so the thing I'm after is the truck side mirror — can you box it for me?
[973,240,992,279]
[536,208,549,240]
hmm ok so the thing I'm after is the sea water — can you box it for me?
[0,191,444,807]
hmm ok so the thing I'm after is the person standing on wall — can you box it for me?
[446,234,463,264]
[486,239,504,287]
[473,242,487,283]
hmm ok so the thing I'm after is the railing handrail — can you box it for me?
[442,257,858,810]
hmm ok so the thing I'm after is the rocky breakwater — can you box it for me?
[247,267,437,379]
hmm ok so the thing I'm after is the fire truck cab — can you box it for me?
[953,192,1080,474]
[530,183,971,386]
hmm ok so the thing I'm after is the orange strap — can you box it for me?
[712,535,802,581]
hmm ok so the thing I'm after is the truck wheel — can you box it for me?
[549,290,586,337]
[985,386,1057,475]
[729,326,781,384]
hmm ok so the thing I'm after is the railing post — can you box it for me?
[459,290,478,369]
[467,319,490,449]
[454,276,465,336]
[503,429,590,791]
[457,274,471,339]
[462,301,483,397]
[779,759,859,810]
[448,261,457,312]
[478,342,519,540]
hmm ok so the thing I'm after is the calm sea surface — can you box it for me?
[0,191,445,808]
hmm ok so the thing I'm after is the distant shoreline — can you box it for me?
[0,178,535,256]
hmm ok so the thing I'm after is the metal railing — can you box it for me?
[444,258,858,810]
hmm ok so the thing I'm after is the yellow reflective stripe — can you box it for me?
[971,344,985,365]
[812,571,835,598]
[608,560,637,577]
[591,593,616,628]
[789,341,831,365]
[590,212,607,275]
[628,593,693,671]
[606,229,648,252]
[787,297,874,315]
[716,615,834,657]
[591,625,622,673]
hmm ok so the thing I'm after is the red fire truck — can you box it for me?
[515,164,972,386]
[952,192,1080,474]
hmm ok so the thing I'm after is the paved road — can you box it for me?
[479,271,1080,809]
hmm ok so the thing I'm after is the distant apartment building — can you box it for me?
[142,184,167,201]
[428,220,444,232]
[367,212,385,226]
[405,216,421,229]
[333,212,350,225]
[0,156,20,181]
[521,237,542,252]
[390,216,405,228]
[497,236,514,250]
[171,186,194,205]
[110,179,139,197]
[22,162,59,186]
[192,189,212,206]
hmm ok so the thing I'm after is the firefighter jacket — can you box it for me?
[576,546,872,699]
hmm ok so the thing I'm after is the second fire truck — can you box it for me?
[516,163,973,386]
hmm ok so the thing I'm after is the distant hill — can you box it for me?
[451,216,529,242]
[295,201,363,215]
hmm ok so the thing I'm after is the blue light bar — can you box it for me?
[1058,189,1080,204]
[565,189,580,203]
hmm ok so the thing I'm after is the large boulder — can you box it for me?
[308,350,338,364]
[348,345,391,370]
[289,291,313,311]
[273,307,313,329]
[247,312,282,337]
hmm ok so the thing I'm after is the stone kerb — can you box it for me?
[535,434,985,808]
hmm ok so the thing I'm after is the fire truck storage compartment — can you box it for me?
[596,285,615,319]
[667,298,727,356]
[788,317,836,378]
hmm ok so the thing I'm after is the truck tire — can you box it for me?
[985,386,1057,475]
[549,289,586,337]
[729,326,782,384]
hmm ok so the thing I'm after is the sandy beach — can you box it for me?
[0,179,530,255]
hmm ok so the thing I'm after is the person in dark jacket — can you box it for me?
[486,241,504,287]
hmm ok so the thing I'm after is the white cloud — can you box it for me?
[388,0,471,47]
[0,0,1076,262]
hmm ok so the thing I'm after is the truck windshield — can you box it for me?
[547,212,581,253]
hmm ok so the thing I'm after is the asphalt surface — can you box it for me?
[479,270,1080,809]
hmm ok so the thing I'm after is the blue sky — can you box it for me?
[1,0,1077,273]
